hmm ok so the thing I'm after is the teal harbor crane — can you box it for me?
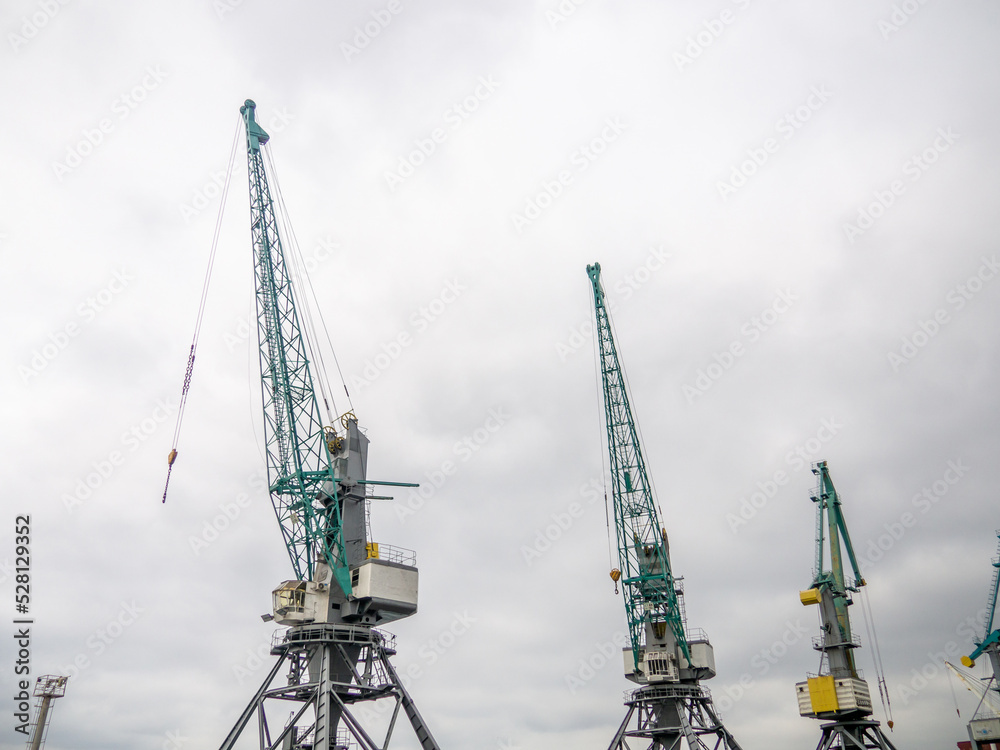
[586,262,742,750]
[218,100,440,750]
[795,461,897,750]
[959,531,1000,747]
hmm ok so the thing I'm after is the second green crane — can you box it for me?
[587,262,743,750]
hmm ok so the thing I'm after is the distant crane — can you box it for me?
[795,461,897,750]
[586,262,743,750]
[24,675,68,750]
[958,531,1000,747]
[218,100,440,750]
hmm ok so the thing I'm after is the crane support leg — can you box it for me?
[608,686,742,750]
[815,720,899,750]
[219,624,439,750]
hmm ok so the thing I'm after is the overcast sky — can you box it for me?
[3,1,1000,749]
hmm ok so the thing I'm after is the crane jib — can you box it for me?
[240,99,350,596]
[587,262,691,667]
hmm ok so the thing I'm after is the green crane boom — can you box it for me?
[961,531,1000,673]
[587,262,689,673]
[240,99,351,597]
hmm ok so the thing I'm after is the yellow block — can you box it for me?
[808,675,839,713]
[366,542,380,559]
[799,588,821,606]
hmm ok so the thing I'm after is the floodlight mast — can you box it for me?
[586,262,743,750]
[26,675,68,750]
[217,100,440,750]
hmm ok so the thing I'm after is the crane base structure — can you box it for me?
[812,719,898,750]
[606,684,742,750]
[219,624,440,750]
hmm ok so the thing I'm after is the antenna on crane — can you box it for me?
[24,675,69,750]
[795,461,899,750]
[586,262,744,750]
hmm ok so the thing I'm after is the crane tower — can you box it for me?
[218,100,440,750]
[586,262,743,750]
[795,461,897,750]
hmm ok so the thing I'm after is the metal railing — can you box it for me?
[368,543,416,567]
[811,632,861,650]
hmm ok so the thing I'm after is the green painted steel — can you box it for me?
[586,262,690,672]
[809,461,865,676]
[240,99,351,597]
[965,532,1000,665]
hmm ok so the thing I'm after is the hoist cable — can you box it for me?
[161,116,241,503]
[262,146,337,424]
[589,287,617,585]
[262,147,353,424]
[946,664,961,717]
[859,585,894,726]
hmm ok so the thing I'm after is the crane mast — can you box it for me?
[218,100,440,750]
[587,262,742,750]
[795,461,897,750]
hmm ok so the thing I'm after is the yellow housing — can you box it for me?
[799,588,821,606]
